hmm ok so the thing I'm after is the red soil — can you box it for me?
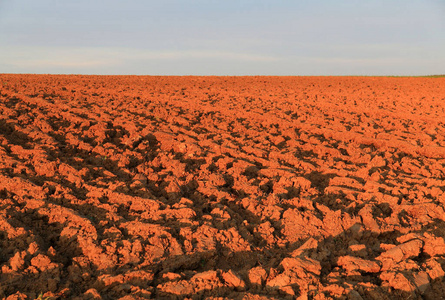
[1,74,445,299]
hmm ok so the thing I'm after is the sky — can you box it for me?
[0,0,444,76]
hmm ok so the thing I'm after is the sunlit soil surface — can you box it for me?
[1,74,445,299]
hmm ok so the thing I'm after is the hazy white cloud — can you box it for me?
[0,46,280,73]
[0,47,116,70]
[111,48,281,62]
[12,59,113,69]
[1,42,443,75]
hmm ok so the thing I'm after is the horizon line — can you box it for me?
[1,73,444,78]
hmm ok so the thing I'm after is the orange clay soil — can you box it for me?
[1,74,445,300]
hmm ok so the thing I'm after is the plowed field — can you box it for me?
[1,74,445,299]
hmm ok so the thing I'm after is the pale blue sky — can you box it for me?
[1,0,444,75]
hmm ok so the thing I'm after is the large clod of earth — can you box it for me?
[1,74,445,299]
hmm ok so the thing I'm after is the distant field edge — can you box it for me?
[384,74,445,78]
[0,73,444,78]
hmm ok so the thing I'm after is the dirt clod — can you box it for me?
[1,75,445,299]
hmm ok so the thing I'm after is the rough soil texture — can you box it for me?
[1,74,445,300]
